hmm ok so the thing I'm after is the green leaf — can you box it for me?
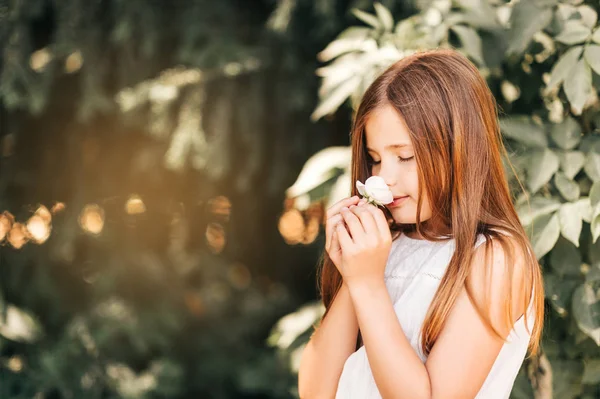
[455,0,498,30]
[550,236,582,275]
[582,358,600,385]
[558,150,585,179]
[507,1,553,55]
[311,75,361,121]
[589,228,600,265]
[558,202,583,246]
[547,46,583,90]
[527,149,560,193]
[352,9,381,29]
[550,116,582,150]
[587,263,600,283]
[552,360,585,399]
[555,20,592,45]
[555,172,580,201]
[373,3,394,32]
[532,0,559,6]
[517,196,561,226]
[584,44,600,75]
[592,212,600,242]
[575,197,593,223]
[318,27,373,62]
[584,152,600,182]
[578,5,598,29]
[590,181,600,210]
[0,305,43,343]
[285,146,351,199]
[450,25,484,65]
[499,117,548,148]
[572,284,600,345]
[593,27,600,44]
[529,212,561,259]
[545,273,578,316]
[564,58,593,115]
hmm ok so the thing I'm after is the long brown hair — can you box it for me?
[317,49,544,355]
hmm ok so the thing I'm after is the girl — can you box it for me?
[298,49,544,399]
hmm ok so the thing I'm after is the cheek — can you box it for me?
[404,168,420,196]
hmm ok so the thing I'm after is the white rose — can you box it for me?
[355,176,393,206]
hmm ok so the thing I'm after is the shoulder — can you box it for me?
[466,232,532,334]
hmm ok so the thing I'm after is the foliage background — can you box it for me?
[1,0,599,398]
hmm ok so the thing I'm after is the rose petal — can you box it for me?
[356,180,367,197]
[365,177,393,204]
[377,191,394,204]
[365,176,388,191]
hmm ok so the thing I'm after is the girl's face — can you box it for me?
[364,104,432,225]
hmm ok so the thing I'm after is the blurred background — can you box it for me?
[1,0,600,398]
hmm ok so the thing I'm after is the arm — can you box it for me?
[298,283,359,399]
[338,205,529,399]
[298,196,362,399]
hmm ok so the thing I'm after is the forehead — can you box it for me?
[364,104,413,150]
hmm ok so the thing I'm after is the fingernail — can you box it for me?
[341,206,348,211]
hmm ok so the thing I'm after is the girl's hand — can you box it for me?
[325,196,364,269]
[335,203,392,287]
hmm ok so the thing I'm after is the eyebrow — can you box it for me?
[366,144,411,152]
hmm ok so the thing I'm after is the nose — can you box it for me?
[376,161,397,187]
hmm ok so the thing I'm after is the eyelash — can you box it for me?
[368,156,414,165]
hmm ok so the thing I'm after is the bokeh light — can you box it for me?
[51,202,66,213]
[7,356,24,373]
[34,205,52,224]
[29,48,52,72]
[79,204,105,235]
[278,209,305,245]
[125,194,146,215]
[0,211,15,241]
[26,215,50,244]
[184,292,205,317]
[208,196,231,221]
[227,263,252,290]
[206,223,226,253]
[7,223,28,249]
[64,50,83,73]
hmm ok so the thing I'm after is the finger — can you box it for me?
[340,206,366,241]
[336,223,354,249]
[326,196,360,220]
[325,214,343,251]
[350,206,379,238]
[364,204,391,239]
[330,228,341,256]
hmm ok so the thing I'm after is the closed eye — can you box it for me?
[399,156,414,163]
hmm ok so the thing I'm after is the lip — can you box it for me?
[389,196,409,207]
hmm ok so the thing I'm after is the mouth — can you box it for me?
[389,196,409,207]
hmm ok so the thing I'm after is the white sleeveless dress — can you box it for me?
[335,233,533,399]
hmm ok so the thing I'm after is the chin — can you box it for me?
[389,210,417,224]
[388,207,431,225]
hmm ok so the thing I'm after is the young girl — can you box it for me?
[298,49,544,399]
